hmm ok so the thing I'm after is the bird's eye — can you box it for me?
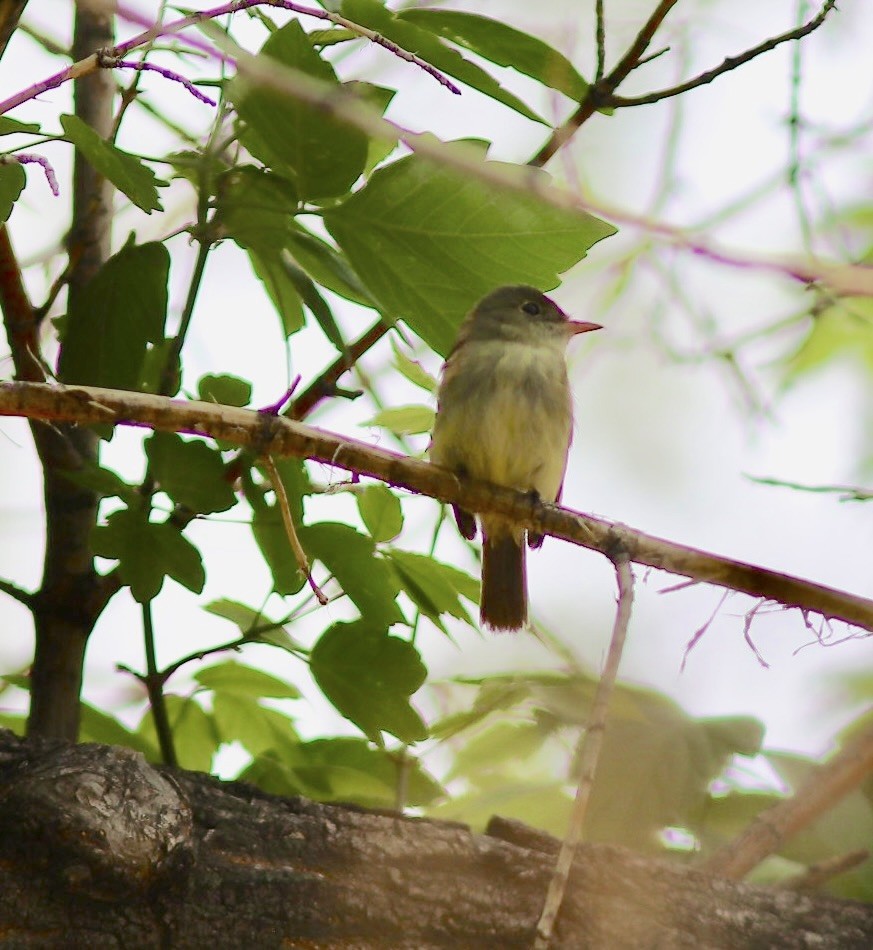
[521,301,541,316]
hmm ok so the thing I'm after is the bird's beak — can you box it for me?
[567,320,603,335]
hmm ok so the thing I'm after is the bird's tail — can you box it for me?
[481,529,527,631]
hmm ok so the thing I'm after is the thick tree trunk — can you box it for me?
[1,731,870,949]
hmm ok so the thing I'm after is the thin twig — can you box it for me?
[261,454,328,605]
[594,0,606,83]
[290,320,388,420]
[534,555,634,947]
[142,601,178,767]
[784,849,870,891]
[0,577,34,609]
[532,0,681,166]
[0,0,459,118]
[702,718,873,879]
[608,0,837,108]
[3,380,873,634]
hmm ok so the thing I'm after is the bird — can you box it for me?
[429,285,601,631]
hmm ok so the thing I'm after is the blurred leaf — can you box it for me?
[784,300,873,382]
[310,620,428,743]
[213,692,300,757]
[137,694,219,771]
[399,9,589,101]
[300,522,404,625]
[239,751,321,797]
[324,151,616,355]
[365,405,434,436]
[146,431,236,514]
[231,20,368,199]
[79,703,156,756]
[57,240,169,392]
[386,549,476,628]
[0,162,25,223]
[357,484,403,542]
[195,659,302,699]
[295,737,444,808]
[342,0,548,125]
[92,506,205,602]
[447,720,549,781]
[391,340,438,393]
[60,113,163,212]
[432,777,573,837]
[198,373,253,407]
[0,713,25,734]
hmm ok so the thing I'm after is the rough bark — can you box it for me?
[0,731,870,949]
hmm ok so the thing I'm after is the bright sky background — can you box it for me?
[0,1,870,771]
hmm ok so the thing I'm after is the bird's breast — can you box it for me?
[430,339,573,501]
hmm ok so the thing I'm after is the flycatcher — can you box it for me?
[430,286,601,631]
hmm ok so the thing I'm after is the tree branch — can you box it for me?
[702,718,873,880]
[0,0,459,116]
[2,381,871,634]
[535,556,635,948]
[531,0,681,167]
[608,0,838,109]
[0,577,34,609]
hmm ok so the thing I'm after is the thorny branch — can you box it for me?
[2,381,871,635]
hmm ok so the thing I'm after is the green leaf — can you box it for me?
[342,0,548,125]
[79,703,156,755]
[213,692,300,757]
[432,778,573,837]
[0,163,25,223]
[57,241,169,390]
[386,549,476,627]
[216,165,297,256]
[248,250,306,335]
[279,258,346,350]
[357,484,403,542]
[783,299,873,382]
[310,620,428,743]
[399,9,589,102]
[297,737,444,808]
[137,694,218,771]
[60,113,163,212]
[324,151,616,354]
[364,404,434,436]
[391,340,438,393]
[92,506,205,602]
[60,461,137,503]
[0,117,41,135]
[140,338,179,395]
[204,597,301,651]
[285,225,373,306]
[198,373,253,407]
[195,660,302,699]
[145,431,236,514]
[299,523,404,626]
[245,463,311,597]
[231,20,368,199]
